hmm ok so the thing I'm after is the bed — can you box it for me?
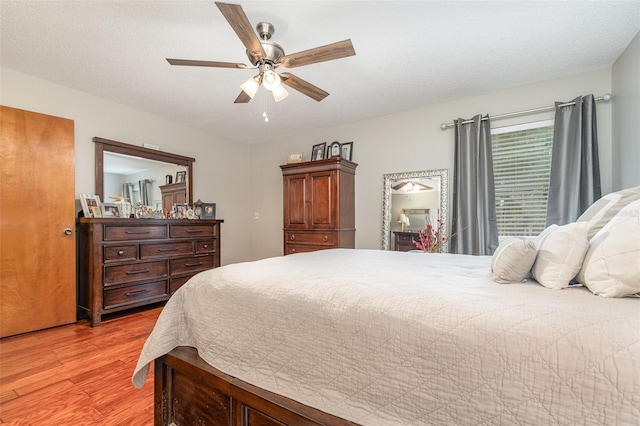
[133,247,639,425]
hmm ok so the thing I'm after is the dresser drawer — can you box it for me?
[104,225,167,241]
[196,239,215,254]
[170,224,216,238]
[103,245,138,263]
[140,241,194,259]
[103,280,168,309]
[284,231,335,246]
[170,255,214,275]
[104,260,168,285]
[170,275,192,294]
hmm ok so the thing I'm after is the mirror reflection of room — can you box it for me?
[389,176,442,251]
[103,151,187,211]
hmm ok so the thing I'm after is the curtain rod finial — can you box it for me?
[440,123,448,130]
[602,93,612,102]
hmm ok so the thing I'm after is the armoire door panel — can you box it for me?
[284,175,307,227]
[309,173,333,227]
[0,106,76,337]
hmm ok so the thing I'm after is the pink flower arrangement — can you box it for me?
[412,219,448,253]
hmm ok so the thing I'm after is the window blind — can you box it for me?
[492,122,554,237]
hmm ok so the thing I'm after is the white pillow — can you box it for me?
[531,222,589,290]
[576,200,640,297]
[491,238,537,284]
[577,185,640,239]
[534,224,558,249]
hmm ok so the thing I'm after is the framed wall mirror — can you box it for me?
[94,137,195,212]
[381,169,449,251]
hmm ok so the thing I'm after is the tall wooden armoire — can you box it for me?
[0,106,76,337]
[280,157,357,255]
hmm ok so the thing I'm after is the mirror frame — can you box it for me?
[94,137,195,207]
[381,169,449,250]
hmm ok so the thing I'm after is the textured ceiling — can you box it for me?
[1,1,639,144]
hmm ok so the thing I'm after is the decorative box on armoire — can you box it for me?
[76,217,222,326]
[280,157,357,255]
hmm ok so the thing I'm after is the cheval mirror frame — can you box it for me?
[381,168,449,251]
[93,136,195,208]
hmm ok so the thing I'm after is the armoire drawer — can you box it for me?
[103,280,168,309]
[284,244,334,255]
[140,241,194,259]
[104,225,167,241]
[170,255,214,275]
[284,231,335,246]
[103,245,138,263]
[104,260,168,285]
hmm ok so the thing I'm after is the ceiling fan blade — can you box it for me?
[280,72,329,102]
[280,39,355,68]
[415,183,434,190]
[234,91,252,104]
[215,2,266,62]
[166,58,248,69]
[392,182,408,190]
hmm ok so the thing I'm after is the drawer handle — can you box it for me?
[157,247,179,252]
[126,268,150,275]
[290,248,296,253]
[125,230,151,235]
[125,289,150,297]
[117,250,125,256]
[185,262,203,267]
[202,244,209,248]
[323,236,328,242]
[290,235,295,240]
[185,229,204,233]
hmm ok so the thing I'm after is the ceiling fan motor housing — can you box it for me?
[246,22,284,65]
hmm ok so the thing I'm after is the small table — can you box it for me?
[393,231,420,251]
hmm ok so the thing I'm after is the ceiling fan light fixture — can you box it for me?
[262,70,281,91]
[272,84,289,102]
[240,76,260,99]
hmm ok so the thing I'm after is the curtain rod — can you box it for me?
[440,93,612,130]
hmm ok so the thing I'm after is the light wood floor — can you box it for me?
[0,306,162,425]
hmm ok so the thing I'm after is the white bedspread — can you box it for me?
[133,249,640,425]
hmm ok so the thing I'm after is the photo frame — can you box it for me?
[341,142,353,161]
[202,203,216,219]
[173,203,189,218]
[175,171,187,184]
[287,152,303,163]
[90,206,103,218]
[311,142,327,161]
[102,203,121,218]
[80,194,102,218]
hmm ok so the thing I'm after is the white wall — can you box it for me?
[248,69,614,261]
[612,30,640,190]
[0,67,251,265]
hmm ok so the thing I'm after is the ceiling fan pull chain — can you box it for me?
[263,89,269,123]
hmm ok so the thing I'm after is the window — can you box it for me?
[492,120,553,238]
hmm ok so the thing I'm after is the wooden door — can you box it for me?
[0,106,76,337]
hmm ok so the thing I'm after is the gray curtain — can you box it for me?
[122,183,135,204]
[450,114,499,255]
[546,95,601,226]
[139,179,152,206]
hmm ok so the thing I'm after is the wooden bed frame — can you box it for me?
[155,346,360,426]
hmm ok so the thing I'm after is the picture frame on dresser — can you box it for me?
[80,194,101,218]
[202,203,216,219]
[102,203,121,218]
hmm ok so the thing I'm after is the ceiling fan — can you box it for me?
[166,2,356,104]
[392,181,434,191]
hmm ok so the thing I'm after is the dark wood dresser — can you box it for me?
[393,231,420,251]
[77,218,222,326]
[281,158,357,255]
